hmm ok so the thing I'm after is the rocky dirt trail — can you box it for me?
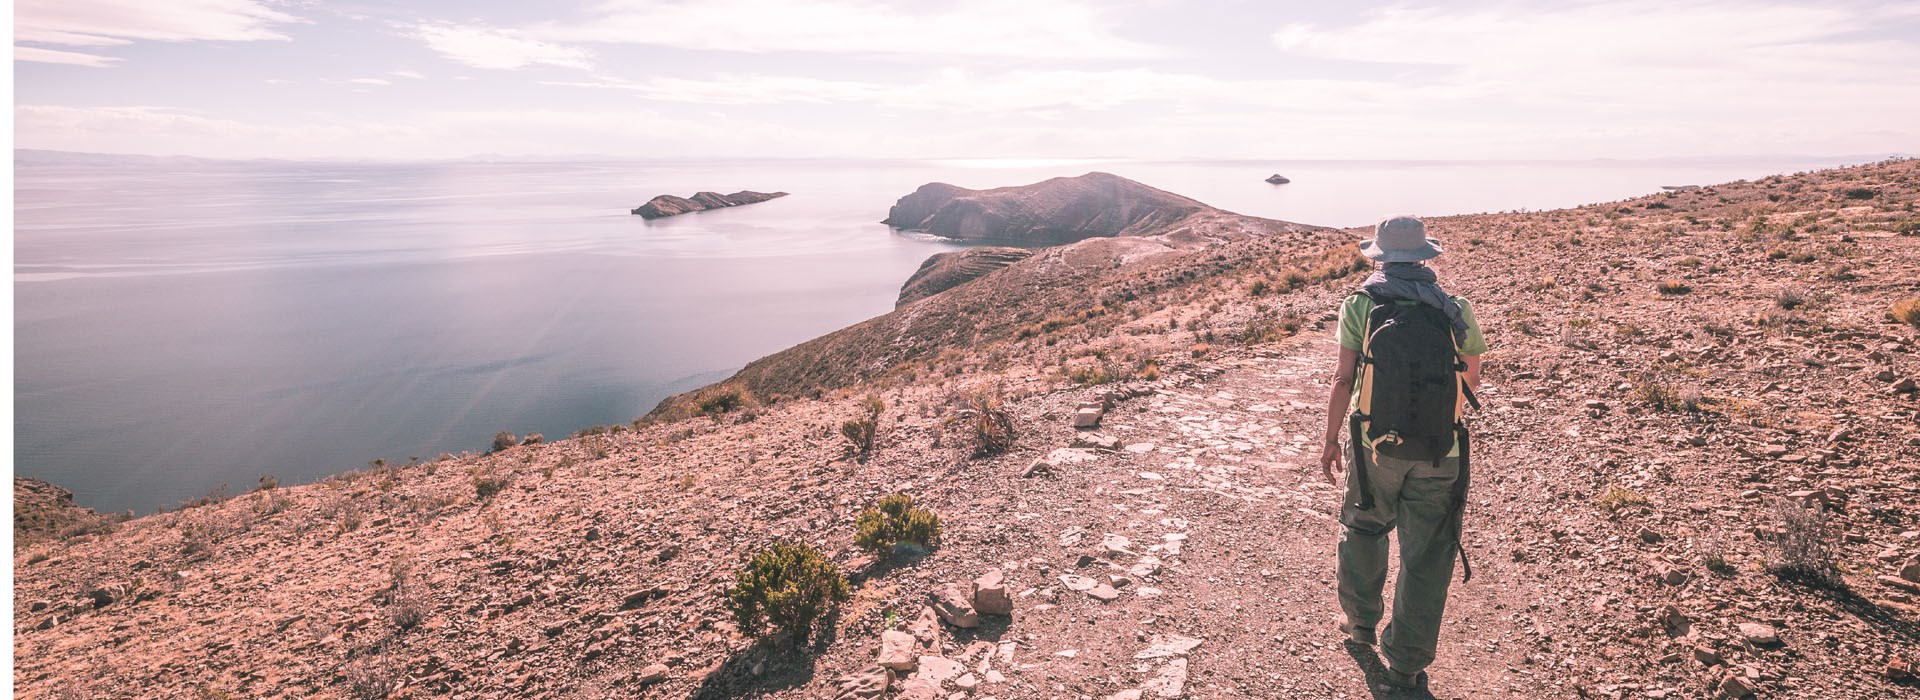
[847,331,1579,700]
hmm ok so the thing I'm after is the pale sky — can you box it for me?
[12,0,1920,161]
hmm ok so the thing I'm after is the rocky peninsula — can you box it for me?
[631,190,787,219]
[882,172,1212,244]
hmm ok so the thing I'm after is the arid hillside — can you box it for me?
[14,161,1920,700]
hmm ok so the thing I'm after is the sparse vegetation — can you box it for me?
[951,386,1016,457]
[1594,483,1648,513]
[854,494,942,556]
[1654,280,1691,295]
[489,431,518,453]
[726,541,849,644]
[383,557,430,631]
[840,393,885,461]
[471,469,511,501]
[1893,297,1920,328]
[342,648,402,700]
[1767,498,1840,587]
[1632,377,1703,413]
[1839,186,1878,200]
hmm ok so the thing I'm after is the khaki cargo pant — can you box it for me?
[1337,447,1461,675]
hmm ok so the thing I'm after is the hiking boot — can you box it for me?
[1381,667,1428,690]
[1339,621,1377,646]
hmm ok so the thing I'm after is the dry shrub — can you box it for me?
[1594,483,1648,513]
[383,557,430,631]
[1767,498,1840,587]
[1892,298,1920,328]
[342,647,402,700]
[839,393,884,461]
[949,386,1015,458]
[1654,280,1692,295]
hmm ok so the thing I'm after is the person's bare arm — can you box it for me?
[1318,346,1360,483]
[1464,355,1482,392]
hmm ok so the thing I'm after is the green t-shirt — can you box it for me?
[1336,294,1487,457]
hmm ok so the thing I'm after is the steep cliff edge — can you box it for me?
[882,172,1214,244]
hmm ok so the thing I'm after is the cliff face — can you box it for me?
[896,247,1036,307]
[882,172,1214,244]
[632,190,787,219]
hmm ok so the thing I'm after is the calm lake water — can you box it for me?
[13,154,1869,511]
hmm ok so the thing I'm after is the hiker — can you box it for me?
[1316,215,1487,691]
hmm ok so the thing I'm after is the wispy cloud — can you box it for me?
[388,69,426,80]
[15,45,120,67]
[349,78,392,86]
[414,23,593,70]
[14,0,303,65]
[531,0,1163,59]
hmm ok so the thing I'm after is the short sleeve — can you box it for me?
[1455,297,1488,356]
[1336,295,1368,352]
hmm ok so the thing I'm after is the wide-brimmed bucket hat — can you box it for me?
[1359,215,1443,263]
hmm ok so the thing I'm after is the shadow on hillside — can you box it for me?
[689,610,840,700]
[1342,640,1437,700]
[1787,574,1920,644]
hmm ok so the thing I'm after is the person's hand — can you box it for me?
[1318,437,1343,483]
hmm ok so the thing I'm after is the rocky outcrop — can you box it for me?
[896,247,1035,307]
[882,172,1213,244]
[631,190,787,219]
[14,477,113,547]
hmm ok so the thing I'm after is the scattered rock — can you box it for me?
[1718,672,1755,698]
[1737,622,1782,647]
[878,630,918,671]
[637,663,668,684]
[1695,645,1723,666]
[907,606,943,650]
[1021,447,1099,478]
[836,666,893,699]
[1135,635,1203,659]
[1071,433,1122,451]
[1060,574,1098,591]
[1142,658,1189,698]
[1086,584,1122,602]
[972,570,1014,616]
[929,584,981,628]
[1074,406,1105,429]
[1658,605,1690,637]
[1638,526,1664,544]
[911,655,964,685]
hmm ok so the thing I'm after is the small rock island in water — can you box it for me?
[630,190,788,219]
[1265,173,1291,184]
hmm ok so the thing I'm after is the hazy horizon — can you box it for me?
[15,1,1920,162]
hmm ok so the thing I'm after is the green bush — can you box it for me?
[726,542,849,643]
[854,494,942,556]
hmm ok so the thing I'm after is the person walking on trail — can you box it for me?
[1316,215,1487,691]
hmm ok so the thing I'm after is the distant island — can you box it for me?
[631,190,787,219]
[1265,174,1291,184]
